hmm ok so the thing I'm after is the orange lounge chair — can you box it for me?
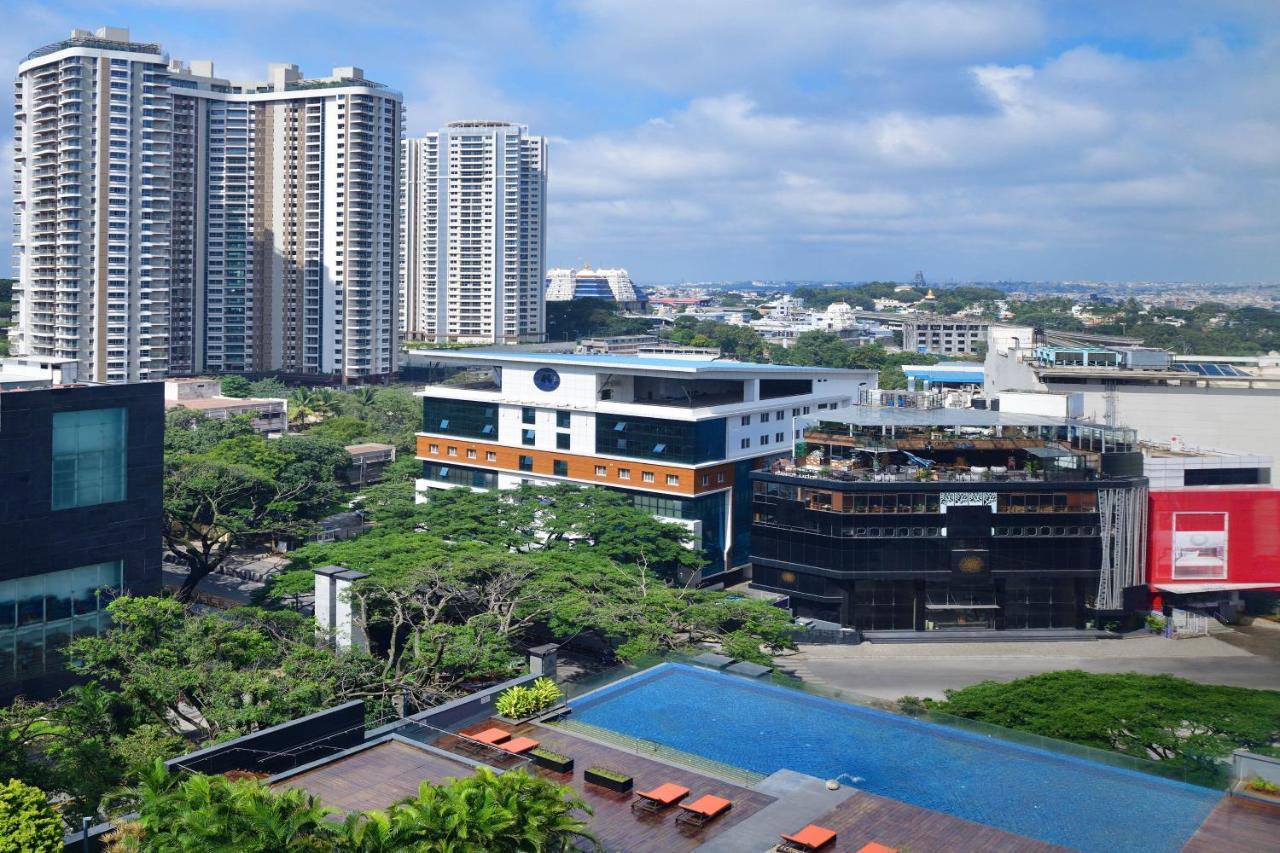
[470,728,511,745]
[857,844,899,853]
[499,736,540,754]
[458,727,510,755]
[779,823,838,852]
[675,794,732,827]
[630,782,691,814]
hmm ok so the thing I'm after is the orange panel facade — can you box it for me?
[416,434,736,497]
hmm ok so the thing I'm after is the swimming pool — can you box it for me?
[570,663,1220,852]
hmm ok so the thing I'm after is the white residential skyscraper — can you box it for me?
[401,122,546,344]
[13,28,172,382]
[12,27,403,382]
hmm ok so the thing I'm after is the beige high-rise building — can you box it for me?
[13,27,403,382]
[401,122,546,344]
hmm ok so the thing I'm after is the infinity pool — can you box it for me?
[571,663,1219,852]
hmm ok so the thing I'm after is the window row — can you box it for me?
[994,526,1100,537]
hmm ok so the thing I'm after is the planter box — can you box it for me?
[584,768,633,793]
[495,702,569,726]
[531,751,574,774]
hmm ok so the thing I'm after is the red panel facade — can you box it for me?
[1147,487,1280,589]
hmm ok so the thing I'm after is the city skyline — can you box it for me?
[3,2,1278,285]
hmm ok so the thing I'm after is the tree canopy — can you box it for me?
[274,485,796,681]
[773,332,940,388]
[545,297,651,341]
[923,670,1280,784]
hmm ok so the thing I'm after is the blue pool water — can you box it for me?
[571,663,1220,853]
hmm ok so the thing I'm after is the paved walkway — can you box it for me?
[784,632,1280,700]
[694,769,851,853]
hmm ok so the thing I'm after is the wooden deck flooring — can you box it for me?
[271,739,477,815]
[455,719,777,852]
[1183,796,1280,853]
[811,787,1070,853]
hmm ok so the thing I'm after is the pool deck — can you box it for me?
[270,712,1280,853]
[1182,796,1280,853]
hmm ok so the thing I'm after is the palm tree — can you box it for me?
[288,387,337,428]
[384,769,597,852]
[107,761,335,853]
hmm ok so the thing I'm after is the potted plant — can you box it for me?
[584,766,633,793]
[530,747,574,773]
[1244,776,1280,802]
[1145,613,1166,634]
[494,677,565,722]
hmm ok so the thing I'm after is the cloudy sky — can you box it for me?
[5,1,1278,282]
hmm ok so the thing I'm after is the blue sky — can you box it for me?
[5,1,1279,283]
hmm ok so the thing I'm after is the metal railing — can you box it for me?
[557,654,1232,791]
[548,717,765,787]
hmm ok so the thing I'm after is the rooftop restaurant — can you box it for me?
[774,390,1139,485]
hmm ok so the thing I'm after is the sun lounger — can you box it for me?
[675,794,732,827]
[457,727,510,755]
[856,843,899,853]
[779,823,838,852]
[498,736,540,754]
[630,782,691,814]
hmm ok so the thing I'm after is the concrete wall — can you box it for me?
[1234,749,1280,785]
[373,672,539,735]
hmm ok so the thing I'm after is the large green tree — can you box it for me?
[923,670,1280,782]
[163,421,349,600]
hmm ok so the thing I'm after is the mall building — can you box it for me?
[412,350,875,581]
[749,390,1150,635]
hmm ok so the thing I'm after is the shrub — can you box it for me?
[531,748,571,764]
[1145,614,1167,632]
[0,779,64,853]
[495,677,564,719]
[1247,775,1280,794]
[585,766,630,783]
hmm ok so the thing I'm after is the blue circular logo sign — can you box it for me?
[533,368,561,392]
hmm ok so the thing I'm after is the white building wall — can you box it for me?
[401,122,546,345]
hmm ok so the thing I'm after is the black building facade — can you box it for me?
[749,402,1148,634]
[0,382,163,700]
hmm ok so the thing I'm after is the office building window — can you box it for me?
[596,415,725,464]
[595,465,607,477]
[422,397,497,439]
[618,468,631,480]
[519,455,534,472]
[556,411,571,429]
[666,474,680,486]
[701,474,710,486]
[777,410,785,420]
[466,448,477,459]
[522,429,536,446]
[553,459,569,477]
[642,471,655,483]
[776,432,785,443]
[429,444,439,454]
[717,473,726,483]
[556,433,571,450]
[486,451,497,461]
[741,415,751,426]
[522,407,536,425]
[0,561,123,685]
[741,438,750,449]
[760,435,770,445]
[446,447,458,457]
[51,408,127,510]
[760,412,770,423]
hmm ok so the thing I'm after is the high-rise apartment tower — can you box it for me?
[12,27,403,382]
[401,122,546,344]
